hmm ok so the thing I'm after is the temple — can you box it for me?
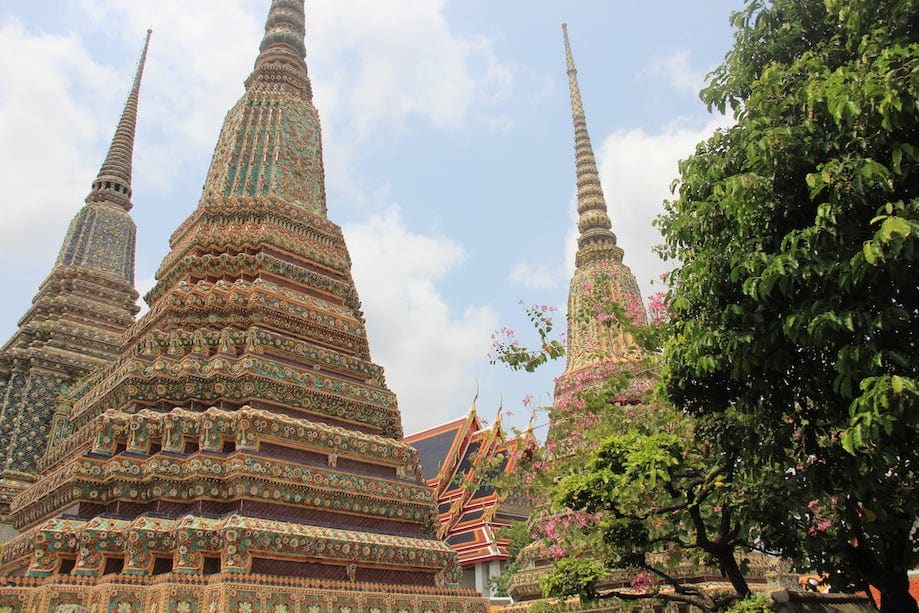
[406,402,529,599]
[0,30,150,530]
[0,2,485,611]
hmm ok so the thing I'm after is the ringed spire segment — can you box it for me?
[89,28,151,212]
[246,0,312,98]
[562,23,622,268]
[562,23,585,120]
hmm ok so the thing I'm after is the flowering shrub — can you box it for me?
[489,303,564,373]
[485,268,756,612]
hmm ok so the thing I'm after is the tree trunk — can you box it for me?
[715,549,751,600]
[878,575,918,613]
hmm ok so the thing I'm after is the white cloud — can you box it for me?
[309,0,515,134]
[508,261,561,291]
[641,50,706,93]
[344,206,498,434]
[0,20,119,264]
[510,192,578,297]
[596,114,733,298]
[307,0,518,202]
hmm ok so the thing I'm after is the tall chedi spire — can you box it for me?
[0,4,484,611]
[558,22,645,386]
[0,32,149,525]
[507,25,650,603]
[562,22,621,269]
[84,28,151,214]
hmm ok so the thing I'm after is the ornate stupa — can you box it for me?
[505,27,780,609]
[0,31,150,527]
[0,3,485,611]
[554,22,647,401]
[506,24,649,604]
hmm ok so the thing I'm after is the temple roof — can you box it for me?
[406,418,467,481]
[406,406,529,567]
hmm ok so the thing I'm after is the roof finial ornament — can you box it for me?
[492,395,504,432]
[469,381,479,417]
[88,28,151,212]
[562,23,622,268]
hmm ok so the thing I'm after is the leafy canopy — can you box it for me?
[659,0,918,608]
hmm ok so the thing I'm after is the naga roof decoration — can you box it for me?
[0,31,150,517]
[0,2,486,611]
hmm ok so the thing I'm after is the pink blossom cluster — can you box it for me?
[528,510,604,561]
[486,326,522,363]
[580,264,649,328]
[488,326,519,349]
[806,499,835,535]
[521,300,558,315]
[548,544,567,558]
[630,571,657,591]
[647,290,670,328]
[532,511,603,543]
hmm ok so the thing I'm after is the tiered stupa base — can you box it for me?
[0,573,486,613]
[0,405,480,594]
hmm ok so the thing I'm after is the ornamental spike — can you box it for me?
[562,23,622,268]
[89,28,151,212]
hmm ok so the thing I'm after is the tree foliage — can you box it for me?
[490,282,759,611]
[489,520,532,597]
[541,388,777,611]
[489,303,565,373]
[659,0,918,610]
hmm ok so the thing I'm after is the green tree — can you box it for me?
[489,520,532,597]
[548,395,761,611]
[659,1,918,610]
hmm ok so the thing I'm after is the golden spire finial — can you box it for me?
[562,23,622,268]
[492,395,504,432]
[469,381,479,417]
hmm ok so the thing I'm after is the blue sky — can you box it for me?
[0,0,741,436]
